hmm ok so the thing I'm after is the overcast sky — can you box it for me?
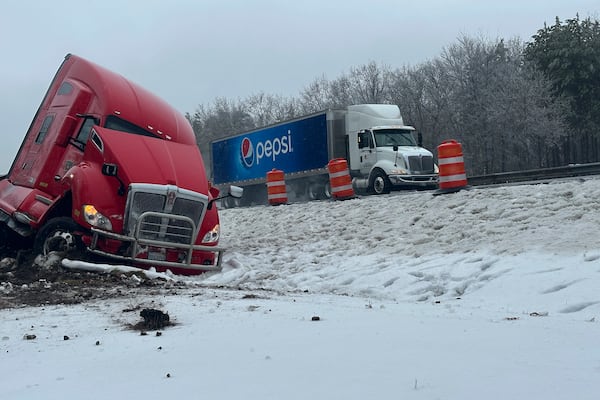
[0,0,598,172]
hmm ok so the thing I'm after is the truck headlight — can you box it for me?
[202,224,220,243]
[83,204,113,230]
[389,168,408,175]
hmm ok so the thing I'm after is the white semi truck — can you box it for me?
[211,104,438,206]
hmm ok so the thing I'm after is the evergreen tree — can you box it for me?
[525,15,600,162]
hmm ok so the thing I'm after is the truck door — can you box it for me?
[12,79,93,197]
[358,130,375,175]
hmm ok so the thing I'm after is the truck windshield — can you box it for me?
[373,129,417,147]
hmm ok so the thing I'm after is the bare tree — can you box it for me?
[388,36,565,175]
[299,75,334,113]
[347,61,391,103]
[187,97,254,176]
[189,35,568,177]
[246,92,300,125]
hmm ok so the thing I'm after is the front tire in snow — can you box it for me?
[370,170,391,195]
[34,217,84,257]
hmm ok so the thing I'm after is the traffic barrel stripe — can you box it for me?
[266,169,288,205]
[327,158,355,200]
[437,140,467,192]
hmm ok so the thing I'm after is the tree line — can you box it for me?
[186,15,600,177]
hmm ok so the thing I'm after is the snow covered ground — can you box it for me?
[2,177,600,399]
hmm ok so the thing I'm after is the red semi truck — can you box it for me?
[0,54,240,275]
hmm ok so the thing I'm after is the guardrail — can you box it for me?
[466,162,600,186]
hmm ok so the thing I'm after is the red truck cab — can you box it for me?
[0,54,239,274]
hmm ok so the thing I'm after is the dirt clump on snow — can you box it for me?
[0,248,177,310]
[133,308,172,331]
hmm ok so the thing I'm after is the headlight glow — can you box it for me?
[202,224,220,243]
[83,204,113,230]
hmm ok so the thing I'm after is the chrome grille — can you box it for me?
[137,212,196,244]
[408,155,434,174]
[125,184,207,245]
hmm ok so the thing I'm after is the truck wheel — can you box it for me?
[307,183,321,200]
[308,182,332,200]
[370,170,391,195]
[224,196,241,209]
[323,182,332,199]
[34,217,84,257]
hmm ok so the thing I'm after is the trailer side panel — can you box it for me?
[212,113,329,184]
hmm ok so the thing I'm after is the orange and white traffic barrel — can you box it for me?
[327,158,355,199]
[437,140,467,193]
[266,169,288,205]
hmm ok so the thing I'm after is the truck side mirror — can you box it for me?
[229,185,244,199]
[207,185,244,210]
[417,132,423,147]
[102,163,118,176]
[102,163,125,196]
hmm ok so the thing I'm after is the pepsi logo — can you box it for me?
[241,137,254,167]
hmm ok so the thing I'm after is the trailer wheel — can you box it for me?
[307,181,332,200]
[323,181,332,199]
[223,196,241,209]
[370,170,391,195]
[34,217,84,257]
[307,183,321,200]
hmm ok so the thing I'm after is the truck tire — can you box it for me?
[307,181,332,200]
[307,182,324,200]
[34,217,84,257]
[224,196,241,209]
[323,181,332,199]
[370,170,391,195]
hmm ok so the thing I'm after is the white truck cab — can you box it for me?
[345,104,438,194]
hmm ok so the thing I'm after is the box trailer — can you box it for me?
[211,104,437,206]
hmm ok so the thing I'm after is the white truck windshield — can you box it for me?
[373,129,417,147]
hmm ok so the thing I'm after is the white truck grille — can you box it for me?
[408,155,435,174]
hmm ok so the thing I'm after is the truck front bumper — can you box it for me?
[389,174,438,187]
[87,227,224,273]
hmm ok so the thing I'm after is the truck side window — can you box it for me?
[35,115,55,144]
[74,117,98,150]
[358,132,369,149]
[57,82,73,95]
